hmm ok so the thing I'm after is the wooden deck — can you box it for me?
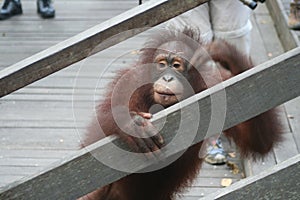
[281,0,300,45]
[0,0,299,199]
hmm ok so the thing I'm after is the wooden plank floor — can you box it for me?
[0,0,141,191]
[0,0,299,199]
[244,0,300,178]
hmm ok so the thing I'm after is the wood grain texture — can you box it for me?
[266,0,300,51]
[0,0,209,97]
[1,47,300,199]
[203,154,300,200]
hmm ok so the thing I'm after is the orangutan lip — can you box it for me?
[155,91,179,96]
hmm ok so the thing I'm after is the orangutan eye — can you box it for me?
[159,62,166,68]
[157,60,167,70]
[172,60,183,69]
[173,63,181,68]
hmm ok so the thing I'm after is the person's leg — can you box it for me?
[210,0,252,56]
[288,0,300,30]
[37,0,55,18]
[204,135,227,165]
[204,0,252,165]
[0,0,22,20]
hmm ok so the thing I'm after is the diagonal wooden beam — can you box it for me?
[0,46,299,199]
[0,0,209,98]
[203,154,300,200]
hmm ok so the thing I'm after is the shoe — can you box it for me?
[0,0,22,20]
[204,138,227,165]
[288,2,300,30]
[37,0,55,18]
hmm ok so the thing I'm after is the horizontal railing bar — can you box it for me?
[0,47,299,199]
[0,0,209,98]
[203,154,300,200]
